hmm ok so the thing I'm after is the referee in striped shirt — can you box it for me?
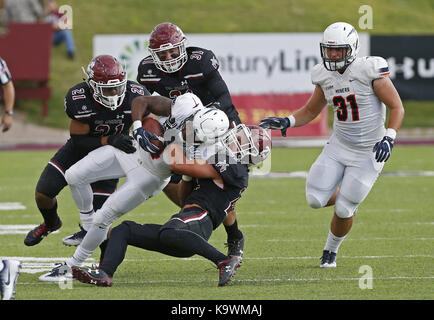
[0,57,15,132]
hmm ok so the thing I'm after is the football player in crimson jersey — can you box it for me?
[137,22,245,259]
[260,22,405,268]
[24,55,150,247]
[70,111,272,287]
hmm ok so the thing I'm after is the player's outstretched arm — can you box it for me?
[260,85,327,136]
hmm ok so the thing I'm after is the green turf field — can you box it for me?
[1,145,433,300]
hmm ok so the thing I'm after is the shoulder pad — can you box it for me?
[362,56,390,80]
[311,63,328,86]
[187,47,220,76]
[137,56,161,84]
[64,82,94,121]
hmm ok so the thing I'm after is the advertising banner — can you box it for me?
[94,33,369,136]
[371,36,434,100]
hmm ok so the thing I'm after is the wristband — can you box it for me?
[385,128,397,140]
[182,175,192,182]
[287,115,296,127]
[133,120,142,131]
[5,110,13,116]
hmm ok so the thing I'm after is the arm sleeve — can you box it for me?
[365,56,390,81]
[211,155,244,187]
[204,70,234,114]
[0,58,12,85]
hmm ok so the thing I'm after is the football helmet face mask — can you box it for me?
[148,22,187,73]
[82,55,127,110]
[220,124,271,165]
[320,22,359,71]
[245,125,272,165]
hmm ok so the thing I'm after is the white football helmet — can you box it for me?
[164,92,204,131]
[320,22,359,71]
[192,108,230,143]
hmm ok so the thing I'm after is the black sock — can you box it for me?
[224,220,243,241]
[39,201,60,230]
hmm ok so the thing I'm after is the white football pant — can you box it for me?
[64,145,169,267]
[305,134,385,218]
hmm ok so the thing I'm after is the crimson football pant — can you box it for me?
[100,207,228,277]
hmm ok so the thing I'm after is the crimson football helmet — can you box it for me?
[82,55,127,110]
[220,124,272,165]
[148,22,187,73]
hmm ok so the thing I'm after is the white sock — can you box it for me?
[0,260,4,272]
[324,230,346,253]
[66,224,109,267]
[80,212,94,231]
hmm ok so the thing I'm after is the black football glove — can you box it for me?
[132,127,161,154]
[107,134,136,154]
[259,117,291,137]
[373,136,394,162]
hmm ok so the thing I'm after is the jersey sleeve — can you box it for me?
[136,57,158,93]
[126,81,151,117]
[0,57,12,85]
[199,49,220,77]
[210,155,247,188]
[64,87,88,123]
[311,63,327,86]
[364,56,390,81]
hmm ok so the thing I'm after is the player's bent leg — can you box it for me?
[25,164,65,246]
[305,152,344,209]
[63,147,126,246]
[321,176,363,268]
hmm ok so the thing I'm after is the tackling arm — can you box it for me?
[69,120,102,152]
[205,71,233,113]
[168,144,220,179]
[167,143,222,206]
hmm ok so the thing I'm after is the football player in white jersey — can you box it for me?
[260,22,405,268]
[39,92,208,282]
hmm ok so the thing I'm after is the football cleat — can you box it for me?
[39,263,72,282]
[62,224,87,246]
[0,260,21,300]
[24,219,62,246]
[320,250,337,268]
[225,233,245,259]
[71,266,113,287]
[217,255,241,287]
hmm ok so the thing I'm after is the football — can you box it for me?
[142,117,164,150]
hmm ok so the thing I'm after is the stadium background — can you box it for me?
[2,0,433,131]
[0,0,433,302]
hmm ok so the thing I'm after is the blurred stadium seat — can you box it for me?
[0,23,53,117]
